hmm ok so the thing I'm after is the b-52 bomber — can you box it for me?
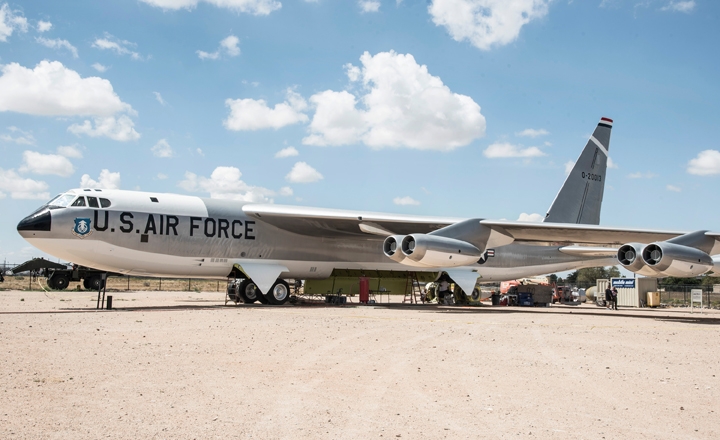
[17,118,720,305]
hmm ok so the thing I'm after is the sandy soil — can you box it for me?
[1,289,718,439]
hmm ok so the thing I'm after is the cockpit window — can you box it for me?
[87,196,99,208]
[100,198,111,208]
[71,197,86,207]
[47,193,77,208]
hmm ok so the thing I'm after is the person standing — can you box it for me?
[611,287,619,310]
[605,286,613,309]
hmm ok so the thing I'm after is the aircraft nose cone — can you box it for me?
[17,209,51,232]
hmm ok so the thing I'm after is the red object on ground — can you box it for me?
[359,277,369,304]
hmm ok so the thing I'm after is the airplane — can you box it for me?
[16,117,720,305]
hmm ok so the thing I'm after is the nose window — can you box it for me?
[71,197,86,207]
[87,196,100,208]
[100,198,111,208]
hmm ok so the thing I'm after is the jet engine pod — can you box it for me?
[399,234,483,268]
[641,242,714,277]
[382,235,428,267]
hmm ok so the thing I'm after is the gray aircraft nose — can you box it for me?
[17,209,51,232]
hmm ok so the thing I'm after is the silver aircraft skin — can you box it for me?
[16,118,720,298]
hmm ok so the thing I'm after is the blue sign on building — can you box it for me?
[612,278,635,289]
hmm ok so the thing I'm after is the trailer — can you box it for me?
[11,258,121,290]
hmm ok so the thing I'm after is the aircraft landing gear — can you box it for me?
[262,279,290,305]
[237,279,260,304]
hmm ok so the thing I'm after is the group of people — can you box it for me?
[605,286,619,310]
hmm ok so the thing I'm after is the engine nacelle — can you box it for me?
[382,235,427,267]
[399,234,483,268]
[616,243,660,277]
[641,242,714,277]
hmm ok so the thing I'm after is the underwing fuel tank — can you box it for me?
[398,234,483,268]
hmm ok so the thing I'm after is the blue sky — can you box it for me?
[1,0,719,263]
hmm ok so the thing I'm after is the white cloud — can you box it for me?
[564,160,574,175]
[607,157,618,169]
[0,168,48,200]
[197,50,220,60]
[627,171,657,179]
[220,35,240,56]
[517,212,544,222]
[666,184,681,192]
[151,139,174,157]
[0,61,132,116]
[687,150,720,176]
[483,142,545,158]
[179,166,275,202]
[196,148,204,156]
[197,34,240,60]
[92,34,142,60]
[359,1,381,13]
[660,1,695,13]
[92,63,108,72]
[139,0,282,15]
[0,126,35,145]
[279,186,293,196]
[0,4,28,42]
[153,91,166,105]
[275,146,299,158]
[516,128,549,138]
[428,0,550,51]
[285,161,323,183]
[80,169,121,189]
[157,173,168,180]
[304,51,485,151]
[224,88,308,130]
[35,37,78,58]
[68,116,140,142]
[393,196,420,206]
[57,144,83,158]
[19,151,75,177]
[36,20,52,32]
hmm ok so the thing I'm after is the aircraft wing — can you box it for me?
[480,220,712,247]
[242,204,461,238]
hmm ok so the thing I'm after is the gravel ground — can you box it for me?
[1,289,718,439]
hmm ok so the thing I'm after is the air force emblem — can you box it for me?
[72,218,93,238]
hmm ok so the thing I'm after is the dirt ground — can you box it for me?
[1,289,718,439]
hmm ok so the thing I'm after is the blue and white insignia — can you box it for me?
[72,218,93,238]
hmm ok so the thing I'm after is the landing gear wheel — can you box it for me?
[471,288,481,301]
[264,279,290,305]
[86,276,104,291]
[51,274,69,290]
[238,279,259,304]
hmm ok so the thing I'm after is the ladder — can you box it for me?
[403,272,423,304]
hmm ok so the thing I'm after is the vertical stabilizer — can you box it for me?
[544,117,613,225]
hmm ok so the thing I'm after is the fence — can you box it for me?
[0,273,225,293]
[657,285,720,308]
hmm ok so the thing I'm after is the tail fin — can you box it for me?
[544,117,613,225]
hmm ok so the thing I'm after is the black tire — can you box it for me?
[238,279,259,304]
[51,274,69,290]
[83,278,91,290]
[47,277,57,290]
[264,279,290,305]
[86,276,104,291]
